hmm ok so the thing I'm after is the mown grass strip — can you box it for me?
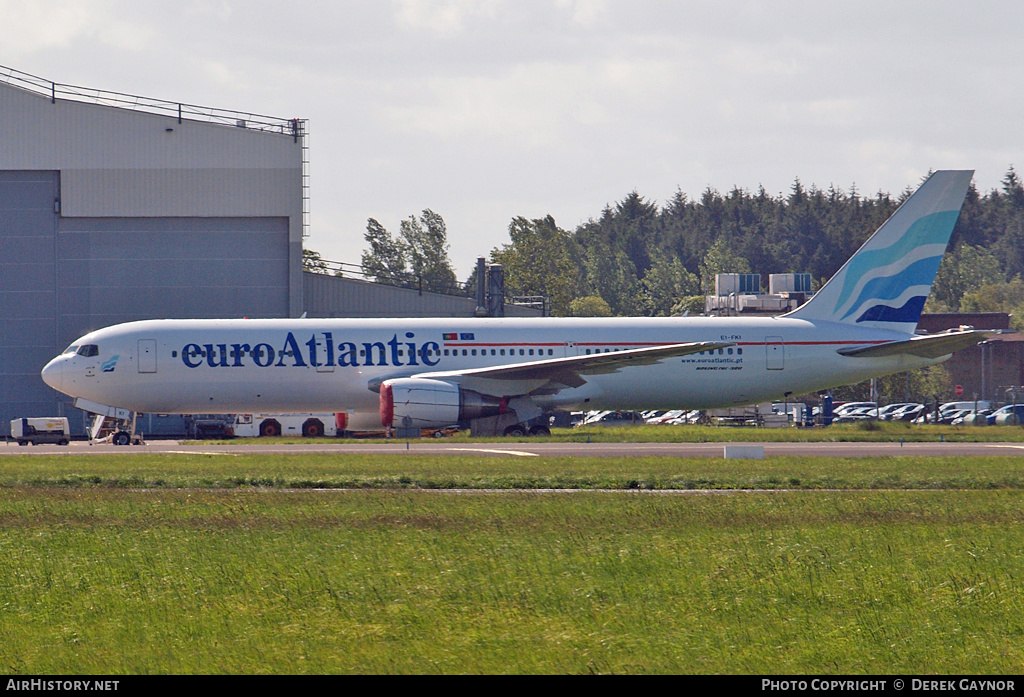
[1,488,1021,674]
[1,453,1024,491]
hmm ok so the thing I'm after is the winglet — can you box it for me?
[785,170,973,334]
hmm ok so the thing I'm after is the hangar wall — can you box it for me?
[1,170,60,425]
[304,272,544,318]
[0,71,304,434]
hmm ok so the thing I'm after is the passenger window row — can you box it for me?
[442,348,554,357]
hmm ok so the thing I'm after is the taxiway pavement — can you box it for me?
[4,439,1024,458]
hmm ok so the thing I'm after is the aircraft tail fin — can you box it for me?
[784,170,973,334]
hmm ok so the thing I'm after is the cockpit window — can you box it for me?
[77,344,99,357]
[63,345,80,355]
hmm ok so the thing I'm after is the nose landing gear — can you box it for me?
[89,411,145,446]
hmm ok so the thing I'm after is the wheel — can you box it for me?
[503,425,528,437]
[259,420,282,438]
[302,419,324,438]
[432,429,446,438]
[112,431,131,446]
[528,425,551,437]
[17,440,28,446]
[59,440,69,446]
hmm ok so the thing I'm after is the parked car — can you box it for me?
[877,403,916,420]
[663,410,702,425]
[646,409,686,425]
[987,404,1024,426]
[593,411,645,427]
[576,410,610,426]
[834,406,879,423]
[951,409,992,426]
[576,411,646,428]
[833,402,878,417]
[938,408,971,425]
[892,404,925,422]
[941,400,993,413]
[914,404,984,424]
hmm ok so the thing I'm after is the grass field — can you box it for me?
[3,452,1024,491]
[2,452,1023,674]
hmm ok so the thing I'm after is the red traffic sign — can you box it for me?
[955,384,964,397]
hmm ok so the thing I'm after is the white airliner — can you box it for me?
[41,170,987,437]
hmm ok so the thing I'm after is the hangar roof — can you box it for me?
[0,63,300,136]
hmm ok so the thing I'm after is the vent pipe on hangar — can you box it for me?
[474,257,505,318]
[487,264,504,318]
[475,257,488,317]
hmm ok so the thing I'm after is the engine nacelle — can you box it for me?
[380,378,506,428]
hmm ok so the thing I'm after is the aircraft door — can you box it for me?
[765,337,784,370]
[138,340,157,373]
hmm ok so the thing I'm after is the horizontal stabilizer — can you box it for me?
[836,330,991,359]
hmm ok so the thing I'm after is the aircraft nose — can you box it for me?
[41,356,63,392]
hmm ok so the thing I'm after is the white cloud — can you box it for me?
[0,0,101,53]
[0,0,162,56]
[555,0,610,28]
[392,0,504,37]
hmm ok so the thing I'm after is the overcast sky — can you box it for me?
[2,0,1022,277]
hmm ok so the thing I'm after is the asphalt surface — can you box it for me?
[5,438,1024,458]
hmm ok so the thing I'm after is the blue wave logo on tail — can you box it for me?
[833,210,959,325]
[101,355,119,373]
[784,170,973,334]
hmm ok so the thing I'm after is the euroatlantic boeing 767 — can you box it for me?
[42,170,987,436]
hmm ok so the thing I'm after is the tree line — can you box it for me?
[344,168,1024,328]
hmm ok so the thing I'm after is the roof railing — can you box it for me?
[0,63,300,136]
[305,257,549,311]
[305,258,474,298]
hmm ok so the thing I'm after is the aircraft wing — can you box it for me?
[836,329,993,359]
[411,341,733,392]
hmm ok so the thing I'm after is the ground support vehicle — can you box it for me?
[232,413,338,438]
[10,417,70,446]
[185,414,235,439]
[709,403,775,427]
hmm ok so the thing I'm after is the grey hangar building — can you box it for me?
[0,66,536,437]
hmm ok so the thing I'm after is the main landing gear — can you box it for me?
[470,410,552,438]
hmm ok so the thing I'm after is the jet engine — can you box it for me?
[380,378,506,428]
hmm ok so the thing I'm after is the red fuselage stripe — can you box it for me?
[442,340,891,348]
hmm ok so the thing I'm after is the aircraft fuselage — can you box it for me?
[41,315,933,417]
